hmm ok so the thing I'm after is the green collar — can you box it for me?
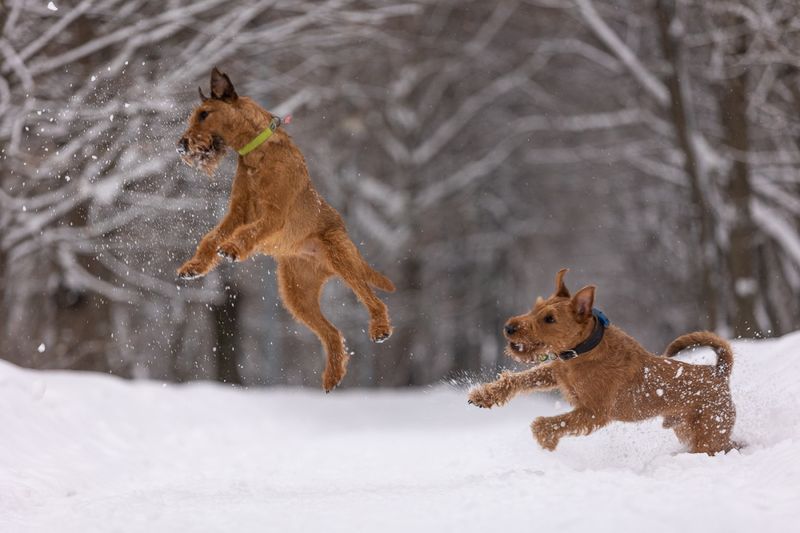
[237,117,281,156]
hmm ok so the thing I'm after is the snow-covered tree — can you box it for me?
[2,0,798,386]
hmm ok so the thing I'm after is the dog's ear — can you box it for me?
[571,285,595,321]
[554,268,570,298]
[210,67,237,101]
[198,87,209,102]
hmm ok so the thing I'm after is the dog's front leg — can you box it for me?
[177,211,245,279]
[531,408,607,451]
[177,233,223,280]
[217,217,281,263]
[469,366,556,409]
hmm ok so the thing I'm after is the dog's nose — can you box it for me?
[177,137,188,155]
[504,322,518,335]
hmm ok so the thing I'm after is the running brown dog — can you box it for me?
[176,68,395,392]
[468,269,737,454]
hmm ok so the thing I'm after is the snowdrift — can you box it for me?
[1,333,799,532]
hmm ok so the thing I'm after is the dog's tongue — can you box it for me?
[282,114,292,125]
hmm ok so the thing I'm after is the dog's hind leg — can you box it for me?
[666,414,695,448]
[321,232,392,343]
[277,256,347,392]
[688,401,737,455]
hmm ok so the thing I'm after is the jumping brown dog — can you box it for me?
[468,269,737,455]
[176,68,395,392]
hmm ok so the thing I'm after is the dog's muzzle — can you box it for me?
[176,137,189,156]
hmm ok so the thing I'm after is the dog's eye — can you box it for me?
[198,110,209,122]
[544,314,556,324]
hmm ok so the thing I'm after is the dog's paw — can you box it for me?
[369,319,393,343]
[468,386,498,409]
[177,260,209,280]
[217,242,242,262]
[531,417,560,451]
[322,351,350,393]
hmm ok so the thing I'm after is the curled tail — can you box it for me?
[664,331,733,378]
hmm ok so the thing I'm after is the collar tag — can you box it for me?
[536,352,558,364]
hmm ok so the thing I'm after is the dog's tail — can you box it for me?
[664,331,733,378]
[354,252,395,292]
[365,265,396,293]
[330,231,396,293]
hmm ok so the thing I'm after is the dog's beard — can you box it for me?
[180,136,225,176]
[180,151,224,176]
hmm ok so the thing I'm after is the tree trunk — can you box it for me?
[719,30,760,337]
[384,251,420,386]
[212,283,243,385]
[655,0,718,330]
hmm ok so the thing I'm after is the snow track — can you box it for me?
[2,333,799,532]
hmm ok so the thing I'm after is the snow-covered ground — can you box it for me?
[2,333,799,533]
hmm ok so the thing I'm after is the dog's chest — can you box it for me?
[556,362,618,408]
[556,371,590,407]
[558,383,581,406]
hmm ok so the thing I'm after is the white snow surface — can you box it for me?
[2,333,800,532]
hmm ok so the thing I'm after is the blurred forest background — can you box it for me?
[1,0,799,387]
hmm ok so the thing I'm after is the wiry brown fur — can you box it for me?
[468,269,737,455]
[176,68,395,392]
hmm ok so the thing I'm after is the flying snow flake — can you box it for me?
[735,277,757,296]
[37,343,46,353]
[47,2,58,11]
[675,367,684,378]
[656,388,664,397]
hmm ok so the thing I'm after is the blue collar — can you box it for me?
[559,309,610,361]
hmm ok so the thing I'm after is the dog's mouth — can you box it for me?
[178,135,225,175]
[505,340,547,362]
